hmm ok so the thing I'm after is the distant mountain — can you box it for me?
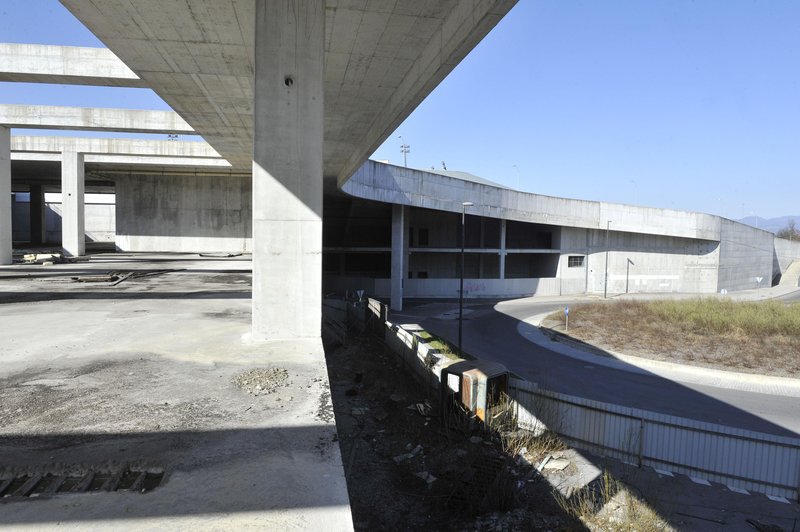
[739,215,800,234]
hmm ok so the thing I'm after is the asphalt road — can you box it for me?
[403,297,800,438]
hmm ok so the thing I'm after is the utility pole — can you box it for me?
[398,135,410,168]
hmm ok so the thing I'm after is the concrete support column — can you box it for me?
[61,149,85,257]
[0,127,11,264]
[29,184,45,245]
[251,0,324,343]
[499,219,507,279]
[390,204,409,311]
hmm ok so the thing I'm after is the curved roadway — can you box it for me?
[403,297,800,438]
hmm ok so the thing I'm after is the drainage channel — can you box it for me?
[0,467,164,500]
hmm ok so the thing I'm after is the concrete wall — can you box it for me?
[115,174,251,252]
[774,237,800,279]
[344,161,722,241]
[585,228,720,294]
[324,274,575,299]
[716,219,774,292]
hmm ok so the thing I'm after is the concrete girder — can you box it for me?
[0,104,194,134]
[343,161,725,243]
[10,136,221,158]
[12,152,231,168]
[0,43,147,88]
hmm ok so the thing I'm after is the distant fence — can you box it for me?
[361,297,800,501]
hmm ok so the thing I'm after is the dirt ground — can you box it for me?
[325,334,586,531]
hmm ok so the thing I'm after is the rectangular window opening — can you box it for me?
[568,255,585,268]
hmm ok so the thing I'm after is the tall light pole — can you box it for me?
[512,164,520,190]
[603,220,611,299]
[459,201,474,358]
[398,135,410,168]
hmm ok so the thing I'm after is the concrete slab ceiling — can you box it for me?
[59,0,518,180]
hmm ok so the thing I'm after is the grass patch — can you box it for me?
[414,329,471,361]
[556,470,672,531]
[545,299,800,378]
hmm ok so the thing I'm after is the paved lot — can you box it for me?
[0,252,353,530]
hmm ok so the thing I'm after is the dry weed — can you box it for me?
[547,300,800,378]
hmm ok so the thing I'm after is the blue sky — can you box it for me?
[1,0,798,219]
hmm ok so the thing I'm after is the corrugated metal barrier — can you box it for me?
[510,378,800,501]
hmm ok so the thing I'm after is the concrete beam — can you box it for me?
[252,0,324,344]
[343,161,723,242]
[11,136,220,158]
[13,152,231,168]
[0,44,147,88]
[61,150,85,257]
[0,105,194,134]
[0,127,11,264]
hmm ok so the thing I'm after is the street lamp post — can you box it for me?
[603,220,611,299]
[459,201,474,358]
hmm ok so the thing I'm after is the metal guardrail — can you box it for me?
[510,378,800,501]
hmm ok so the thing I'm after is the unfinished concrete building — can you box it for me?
[2,1,800,527]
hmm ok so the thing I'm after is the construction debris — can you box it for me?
[198,252,242,258]
[68,270,178,286]
[393,444,423,464]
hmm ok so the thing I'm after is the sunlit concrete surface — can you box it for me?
[0,253,353,530]
[0,105,194,135]
[0,43,146,87]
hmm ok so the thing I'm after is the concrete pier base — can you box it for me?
[0,127,10,264]
[251,0,324,342]
[61,149,85,257]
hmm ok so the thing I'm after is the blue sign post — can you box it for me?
[565,306,569,332]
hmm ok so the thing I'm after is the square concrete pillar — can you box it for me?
[29,184,45,245]
[390,204,409,311]
[499,219,507,279]
[61,149,85,257]
[251,0,324,343]
[0,127,11,264]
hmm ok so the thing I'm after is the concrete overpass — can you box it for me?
[46,0,518,345]
[2,0,518,345]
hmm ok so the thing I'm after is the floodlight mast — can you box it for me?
[398,135,410,167]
